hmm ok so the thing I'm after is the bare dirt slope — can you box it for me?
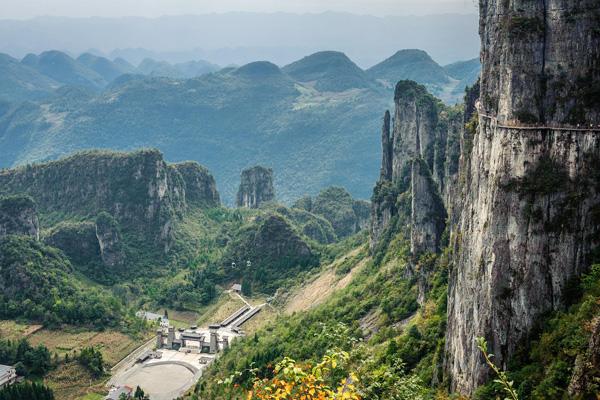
[284,246,369,314]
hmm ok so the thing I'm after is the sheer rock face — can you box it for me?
[370,81,457,254]
[391,81,439,182]
[236,166,275,208]
[479,0,600,125]
[445,0,600,394]
[410,158,446,255]
[95,213,124,268]
[0,195,39,240]
[380,110,393,181]
[0,149,219,255]
[172,162,220,207]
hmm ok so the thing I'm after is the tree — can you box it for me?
[0,382,54,400]
[78,346,105,378]
[134,386,145,399]
[242,279,252,297]
[477,337,519,400]
[221,350,361,400]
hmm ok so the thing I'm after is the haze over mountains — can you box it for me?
[0,47,479,204]
[0,13,479,67]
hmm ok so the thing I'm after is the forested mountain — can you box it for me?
[0,1,598,399]
[0,53,59,102]
[0,49,479,204]
[21,51,107,90]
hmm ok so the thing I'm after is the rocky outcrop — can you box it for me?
[253,215,313,261]
[0,195,39,240]
[45,222,101,267]
[236,166,275,208]
[410,159,446,255]
[222,213,317,293]
[95,212,124,268]
[352,200,371,231]
[380,110,393,180]
[370,81,456,255]
[0,150,183,248]
[273,205,336,244]
[0,149,220,263]
[445,1,600,394]
[172,162,220,207]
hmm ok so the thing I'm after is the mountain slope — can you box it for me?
[443,57,480,83]
[283,51,371,92]
[0,60,388,204]
[367,49,465,102]
[21,50,106,90]
[0,53,59,102]
[367,49,450,87]
[77,53,134,82]
[21,50,106,89]
[444,57,480,99]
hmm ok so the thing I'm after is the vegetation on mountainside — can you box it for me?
[0,236,125,327]
[0,338,53,377]
[293,187,370,239]
[196,205,450,398]
[0,382,55,400]
[77,346,105,378]
[0,49,479,203]
[475,264,600,399]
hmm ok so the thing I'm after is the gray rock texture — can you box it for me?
[95,212,124,268]
[0,149,220,257]
[410,158,446,255]
[236,166,275,208]
[172,161,220,207]
[445,0,600,394]
[370,81,456,254]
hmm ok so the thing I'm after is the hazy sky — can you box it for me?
[0,0,478,19]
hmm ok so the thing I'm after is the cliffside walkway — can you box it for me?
[476,103,600,132]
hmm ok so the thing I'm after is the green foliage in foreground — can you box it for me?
[198,218,449,398]
[0,339,53,377]
[0,382,54,400]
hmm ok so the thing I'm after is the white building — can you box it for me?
[231,283,242,293]
[136,310,169,327]
[0,365,17,388]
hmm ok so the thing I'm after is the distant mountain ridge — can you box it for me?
[0,50,221,101]
[0,48,480,204]
[283,51,371,92]
[0,13,479,67]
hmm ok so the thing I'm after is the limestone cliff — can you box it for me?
[236,166,275,208]
[172,161,220,207]
[370,81,457,256]
[0,195,39,240]
[410,158,446,255]
[445,0,600,394]
[95,212,124,268]
[0,149,221,271]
